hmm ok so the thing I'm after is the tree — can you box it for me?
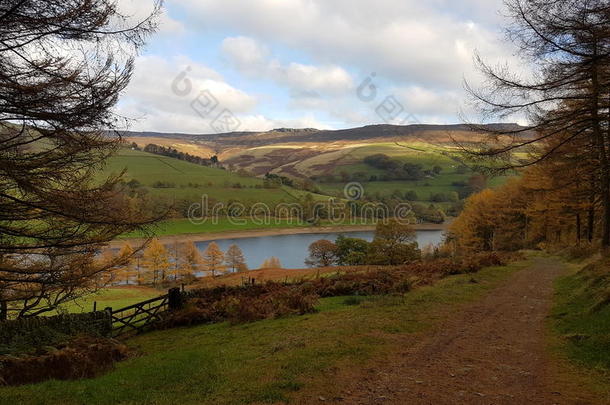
[0,1,162,318]
[142,239,170,286]
[467,174,488,194]
[366,219,421,265]
[131,254,143,287]
[165,241,188,282]
[335,236,369,266]
[97,249,118,287]
[202,242,225,276]
[261,257,282,269]
[405,190,419,201]
[179,242,203,280]
[225,244,246,273]
[447,155,593,253]
[117,243,137,285]
[465,0,610,248]
[305,240,338,267]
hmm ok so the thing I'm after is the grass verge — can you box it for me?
[550,258,610,397]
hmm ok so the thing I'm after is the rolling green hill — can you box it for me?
[103,148,324,206]
[115,124,519,233]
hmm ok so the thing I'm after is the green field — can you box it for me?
[306,142,513,201]
[104,149,325,205]
[319,175,511,201]
[330,142,460,175]
[1,260,528,404]
[122,217,313,238]
[54,287,162,314]
[122,217,380,239]
[102,146,513,240]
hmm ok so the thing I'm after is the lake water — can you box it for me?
[194,230,444,269]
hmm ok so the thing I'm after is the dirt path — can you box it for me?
[328,257,603,404]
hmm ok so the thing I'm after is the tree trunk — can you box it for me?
[576,213,581,245]
[588,196,595,243]
[0,300,7,321]
[590,55,610,249]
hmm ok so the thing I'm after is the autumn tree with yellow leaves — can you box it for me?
[260,257,282,269]
[179,241,203,280]
[225,244,246,273]
[142,238,170,286]
[202,242,225,277]
[117,243,138,285]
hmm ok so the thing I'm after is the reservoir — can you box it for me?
[194,229,444,269]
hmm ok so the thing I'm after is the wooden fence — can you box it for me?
[106,287,183,337]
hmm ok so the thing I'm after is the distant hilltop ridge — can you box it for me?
[120,123,530,147]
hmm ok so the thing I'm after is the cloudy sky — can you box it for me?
[116,0,524,134]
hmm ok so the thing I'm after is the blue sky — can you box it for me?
[116,0,524,134]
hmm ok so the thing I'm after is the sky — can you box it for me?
[116,0,525,134]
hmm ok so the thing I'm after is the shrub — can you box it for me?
[565,244,598,260]
[0,311,112,356]
[159,285,318,328]
[0,336,130,386]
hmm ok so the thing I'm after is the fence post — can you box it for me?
[103,307,113,337]
[168,287,183,311]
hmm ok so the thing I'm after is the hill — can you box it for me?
[103,148,326,207]
[122,123,522,203]
[121,123,530,148]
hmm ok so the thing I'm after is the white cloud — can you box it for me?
[116,54,335,133]
[221,36,355,96]
[116,55,259,132]
[178,0,521,91]
[221,36,270,76]
[119,0,186,35]
[238,114,333,132]
[119,0,529,131]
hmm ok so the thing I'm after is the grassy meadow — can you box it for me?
[104,149,324,205]
[55,287,162,314]
[121,217,313,238]
[285,142,512,201]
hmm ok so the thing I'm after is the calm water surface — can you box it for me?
[195,230,444,269]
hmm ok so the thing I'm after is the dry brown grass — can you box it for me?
[192,266,348,288]
[126,137,217,158]
[0,336,131,386]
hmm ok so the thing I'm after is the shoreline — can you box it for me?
[110,222,450,248]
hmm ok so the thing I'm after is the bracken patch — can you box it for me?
[0,335,131,386]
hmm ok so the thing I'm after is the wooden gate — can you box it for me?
[107,287,182,337]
